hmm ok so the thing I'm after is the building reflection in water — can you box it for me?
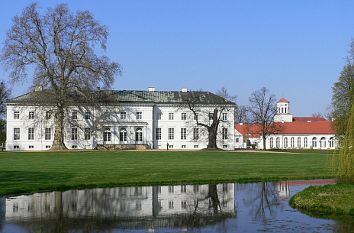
[1,183,235,231]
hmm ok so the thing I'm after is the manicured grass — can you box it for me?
[0,150,335,196]
[290,184,354,217]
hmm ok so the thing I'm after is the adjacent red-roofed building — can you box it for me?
[235,98,337,149]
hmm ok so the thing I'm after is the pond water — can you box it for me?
[0,179,352,233]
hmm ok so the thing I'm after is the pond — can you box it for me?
[0,179,352,233]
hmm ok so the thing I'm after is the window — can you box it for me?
[14,145,19,149]
[270,137,274,148]
[45,145,51,149]
[297,137,301,148]
[290,137,295,148]
[135,128,143,142]
[222,127,228,140]
[169,113,174,120]
[320,137,326,148]
[222,113,227,121]
[29,112,34,119]
[72,145,77,149]
[28,128,34,140]
[84,128,91,140]
[84,111,91,120]
[104,128,111,142]
[45,128,51,140]
[236,137,240,143]
[194,145,199,149]
[157,112,162,120]
[304,137,308,148]
[71,128,78,140]
[169,201,174,209]
[168,144,174,149]
[14,128,20,140]
[209,112,214,120]
[45,111,51,119]
[181,113,187,120]
[193,128,199,140]
[168,128,174,140]
[276,137,280,148]
[119,128,127,142]
[223,144,228,149]
[168,186,174,193]
[72,111,78,120]
[193,185,199,193]
[312,137,317,148]
[181,185,187,193]
[14,111,19,119]
[120,112,126,120]
[156,128,161,140]
[284,137,288,148]
[329,137,334,148]
[181,201,187,209]
[29,145,34,149]
[181,128,186,140]
[136,112,142,120]
[181,145,186,148]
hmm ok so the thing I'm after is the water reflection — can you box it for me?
[0,179,352,233]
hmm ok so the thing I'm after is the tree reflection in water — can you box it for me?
[241,182,281,223]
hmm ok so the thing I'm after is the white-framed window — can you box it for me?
[136,112,142,120]
[320,137,326,148]
[71,128,78,140]
[270,137,273,148]
[223,144,228,148]
[181,201,187,209]
[209,112,214,120]
[119,128,127,142]
[28,111,34,119]
[120,112,127,120]
[72,145,77,149]
[156,128,161,140]
[312,137,317,148]
[290,137,295,148]
[45,128,51,140]
[135,128,143,142]
[297,137,301,148]
[169,113,174,120]
[14,145,19,149]
[329,137,334,148]
[45,145,51,149]
[284,137,288,148]
[29,145,34,149]
[193,128,199,140]
[84,128,91,140]
[168,144,174,149]
[84,111,91,120]
[181,185,187,192]
[104,128,112,142]
[222,127,228,140]
[181,128,186,140]
[222,113,227,121]
[194,145,199,149]
[168,128,174,140]
[45,111,51,119]
[304,137,308,148]
[14,128,20,140]
[28,128,34,140]
[181,145,186,148]
[14,111,19,119]
[276,137,280,148]
[181,113,187,120]
[169,201,174,209]
[72,111,78,120]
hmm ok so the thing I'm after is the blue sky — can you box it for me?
[0,0,353,116]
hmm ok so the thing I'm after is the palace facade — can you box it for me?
[6,88,236,151]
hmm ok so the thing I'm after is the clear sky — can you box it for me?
[0,0,353,116]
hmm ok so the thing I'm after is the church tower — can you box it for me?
[274,98,293,122]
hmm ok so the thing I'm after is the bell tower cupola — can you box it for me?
[274,98,293,122]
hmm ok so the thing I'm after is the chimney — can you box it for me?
[148,87,155,92]
[181,88,188,93]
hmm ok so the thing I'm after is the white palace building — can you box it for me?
[6,88,236,151]
[235,98,338,150]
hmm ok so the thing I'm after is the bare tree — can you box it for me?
[248,87,279,150]
[235,105,248,123]
[181,87,236,149]
[1,3,120,150]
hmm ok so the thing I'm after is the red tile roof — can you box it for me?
[235,119,335,136]
[278,97,289,103]
[293,117,327,122]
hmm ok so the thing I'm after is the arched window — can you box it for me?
[304,137,308,148]
[284,137,288,148]
[320,137,326,148]
[312,137,317,148]
[329,137,334,148]
[120,128,127,142]
[103,128,111,142]
[135,128,143,142]
[276,137,280,148]
[297,137,301,148]
[270,137,274,148]
[290,137,295,148]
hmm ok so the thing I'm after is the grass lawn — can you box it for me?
[0,150,335,196]
[290,184,354,217]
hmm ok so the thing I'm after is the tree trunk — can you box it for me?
[262,135,267,150]
[207,127,218,149]
[51,106,67,150]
